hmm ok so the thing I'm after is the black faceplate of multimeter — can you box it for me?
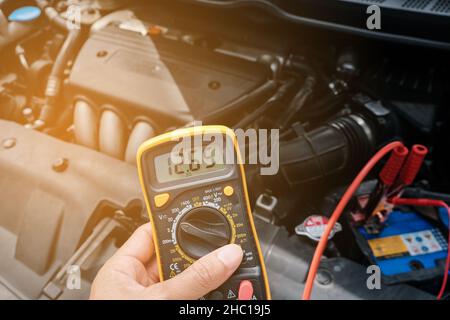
[139,134,269,300]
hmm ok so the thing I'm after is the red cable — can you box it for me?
[398,145,429,186]
[380,145,409,186]
[302,141,404,300]
[389,197,450,300]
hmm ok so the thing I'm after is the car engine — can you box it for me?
[1,0,450,300]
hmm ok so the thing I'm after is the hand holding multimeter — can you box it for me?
[90,222,245,300]
[137,126,271,300]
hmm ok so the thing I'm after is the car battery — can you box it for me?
[354,210,448,284]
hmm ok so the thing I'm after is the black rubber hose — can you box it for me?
[34,0,84,125]
[48,28,81,89]
[39,28,83,124]
[273,114,374,187]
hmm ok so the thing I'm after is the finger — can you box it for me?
[115,223,155,264]
[146,257,160,284]
[154,244,243,300]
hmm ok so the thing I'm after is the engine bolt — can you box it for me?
[97,50,108,58]
[2,138,16,149]
[208,81,221,90]
[315,269,333,286]
[22,108,35,123]
[52,158,69,173]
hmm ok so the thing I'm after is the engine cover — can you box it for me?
[67,24,270,127]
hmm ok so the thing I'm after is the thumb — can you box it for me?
[155,244,243,300]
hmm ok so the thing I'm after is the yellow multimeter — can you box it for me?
[137,126,271,300]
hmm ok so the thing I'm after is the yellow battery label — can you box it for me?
[368,235,409,259]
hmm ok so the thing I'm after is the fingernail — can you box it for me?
[217,244,243,268]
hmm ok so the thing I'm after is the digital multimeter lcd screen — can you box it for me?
[154,147,226,183]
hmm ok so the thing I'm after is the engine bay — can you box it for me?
[1,0,450,300]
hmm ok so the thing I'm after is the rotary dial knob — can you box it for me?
[176,207,232,259]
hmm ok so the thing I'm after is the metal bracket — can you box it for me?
[42,218,120,300]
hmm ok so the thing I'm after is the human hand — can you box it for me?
[90,223,243,300]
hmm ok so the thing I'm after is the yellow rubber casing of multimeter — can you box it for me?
[137,126,271,300]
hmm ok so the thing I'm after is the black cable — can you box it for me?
[403,188,450,204]
[201,79,277,124]
[278,76,315,130]
[233,78,295,129]
[301,91,347,120]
